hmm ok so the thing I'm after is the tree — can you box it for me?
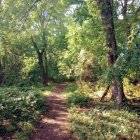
[58,1,106,83]
[0,0,69,85]
[21,0,68,85]
[31,36,48,86]
[96,0,125,106]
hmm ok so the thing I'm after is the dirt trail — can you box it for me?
[29,83,71,140]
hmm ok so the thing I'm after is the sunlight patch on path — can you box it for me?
[29,84,71,140]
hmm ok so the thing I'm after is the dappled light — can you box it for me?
[69,103,140,139]
[0,0,140,139]
[29,84,71,140]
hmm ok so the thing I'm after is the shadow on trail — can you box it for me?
[29,84,71,140]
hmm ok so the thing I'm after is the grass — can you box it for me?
[69,102,140,140]
[65,82,140,140]
[1,81,139,139]
[64,84,78,93]
[63,84,78,97]
[67,92,92,107]
[0,85,53,139]
[65,83,92,107]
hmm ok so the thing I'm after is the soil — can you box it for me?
[29,83,71,140]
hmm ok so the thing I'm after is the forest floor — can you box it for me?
[29,83,71,140]
[1,83,140,140]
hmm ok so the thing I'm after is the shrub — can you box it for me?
[65,84,78,92]
[69,104,140,140]
[0,87,48,139]
[67,92,91,107]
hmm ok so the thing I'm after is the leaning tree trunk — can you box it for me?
[97,0,125,106]
[100,85,110,102]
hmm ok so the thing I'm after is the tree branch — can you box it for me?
[19,0,41,22]
[31,36,39,54]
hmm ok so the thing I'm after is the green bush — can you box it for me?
[65,84,78,92]
[0,87,48,138]
[27,64,40,84]
[67,92,91,107]
[27,63,74,84]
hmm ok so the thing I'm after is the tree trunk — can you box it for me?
[121,0,130,39]
[111,78,118,100]
[97,0,125,105]
[31,37,48,86]
[117,81,126,106]
[38,52,48,86]
[100,85,110,102]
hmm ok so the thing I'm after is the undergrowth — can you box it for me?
[66,82,140,140]
[0,86,51,139]
[69,103,140,140]
[65,84,78,93]
[67,84,92,107]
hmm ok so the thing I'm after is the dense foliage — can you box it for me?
[0,0,140,139]
[0,87,48,139]
[0,0,140,87]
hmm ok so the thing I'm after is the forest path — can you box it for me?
[29,83,71,140]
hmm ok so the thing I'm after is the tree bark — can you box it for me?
[38,52,48,86]
[111,78,118,100]
[97,0,125,105]
[31,37,48,86]
[118,82,126,106]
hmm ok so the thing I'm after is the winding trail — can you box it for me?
[29,84,71,140]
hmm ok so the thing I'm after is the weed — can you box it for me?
[69,103,140,140]
[0,87,49,139]
[65,84,78,93]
